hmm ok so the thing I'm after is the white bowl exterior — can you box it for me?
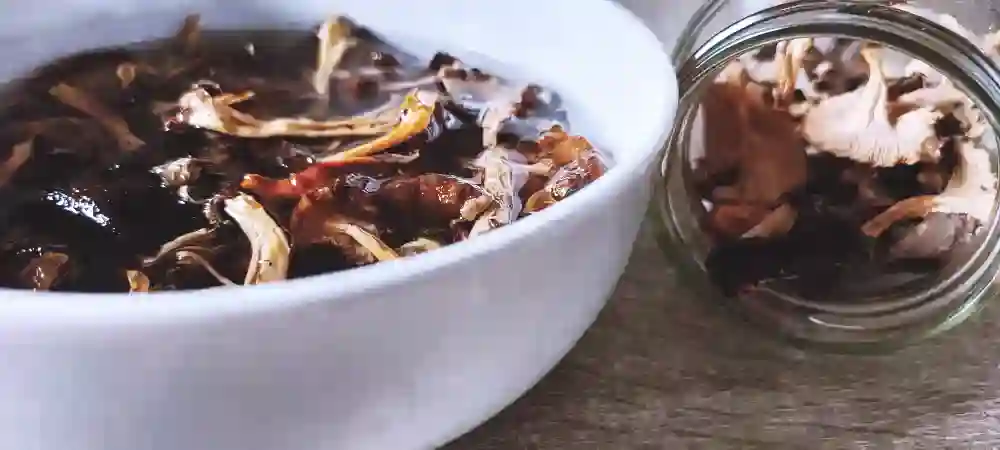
[0,1,677,449]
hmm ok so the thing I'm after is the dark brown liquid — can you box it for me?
[0,26,582,292]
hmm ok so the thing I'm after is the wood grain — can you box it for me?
[447,224,1000,449]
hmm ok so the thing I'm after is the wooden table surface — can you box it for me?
[447,1,1000,448]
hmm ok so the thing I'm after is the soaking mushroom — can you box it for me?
[223,193,291,284]
[169,83,396,138]
[19,251,70,291]
[523,126,608,213]
[323,89,437,161]
[49,83,146,151]
[466,146,526,236]
[289,188,399,264]
[802,45,942,167]
[312,16,356,96]
[0,137,35,187]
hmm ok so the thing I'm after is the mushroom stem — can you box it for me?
[742,203,798,239]
[860,195,936,237]
[861,141,997,237]
[175,14,202,55]
[775,38,813,103]
[223,194,291,285]
[50,83,145,151]
[399,238,442,256]
[145,228,215,266]
[176,250,237,286]
[328,222,399,261]
[324,90,436,161]
[0,137,35,188]
[313,16,355,95]
[174,87,395,138]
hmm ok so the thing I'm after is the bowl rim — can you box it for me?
[0,0,677,325]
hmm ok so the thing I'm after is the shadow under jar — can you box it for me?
[655,0,1000,351]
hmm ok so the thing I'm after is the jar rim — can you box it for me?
[656,0,1000,351]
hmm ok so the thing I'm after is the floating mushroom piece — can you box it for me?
[169,85,396,139]
[223,193,291,285]
[312,16,356,96]
[126,269,151,293]
[523,127,607,214]
[466,146,530,237]
[19,251,70,291]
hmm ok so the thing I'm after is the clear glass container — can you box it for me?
[655,0,1000,351]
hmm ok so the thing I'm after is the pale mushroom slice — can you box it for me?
[49,83,146,151]
[144,227,216,267]
[467,146,529,237]
[223,194,291,285]
[774,38,814,103]
[323,89,438,162]
[19,252,69,291]
[802,45,942,167]
[398,237,443,256]
[116,62,138,89]
[0,137,35,188]
[174,86,395,138]
[175,250,238,286]
[126,270,151,293]
[435,61,525,147]
[312,16,356,95]
[861,140,997,238]
[174,14,202,55]
[327,222,399,262]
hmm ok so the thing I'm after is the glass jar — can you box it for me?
[655,0,1000,351]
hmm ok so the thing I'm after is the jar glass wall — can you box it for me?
[655,0,1000,351]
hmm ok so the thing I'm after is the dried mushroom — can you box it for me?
[0,14,608,292]
[697,16,998,299]
[802,46,941,167]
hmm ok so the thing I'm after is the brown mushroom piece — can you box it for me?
[289,188,398,266]
[523,126,608,214]
[695,63,806,238]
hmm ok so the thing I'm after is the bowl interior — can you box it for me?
[0,0,677,315]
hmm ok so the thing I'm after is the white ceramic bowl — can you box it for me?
[0,1,676,449]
